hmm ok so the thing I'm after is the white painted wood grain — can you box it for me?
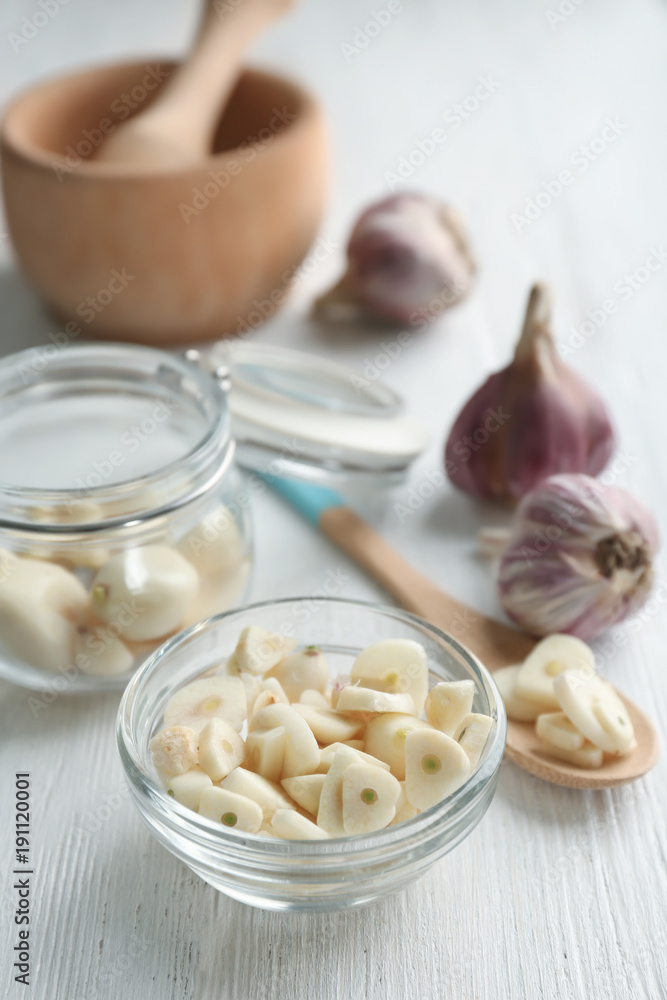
[1,1,666,998]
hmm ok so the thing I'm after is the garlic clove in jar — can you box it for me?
[497,473,658,641]
[265,646,330,702]
[0,557,89,670]
[313,193,475,326]
[445,283,616,502]
[91,545,199,642]
[74,623,135,676]
[177,505,244,577]
[351,638,429,715]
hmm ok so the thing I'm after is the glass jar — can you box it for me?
[0,343,252,693]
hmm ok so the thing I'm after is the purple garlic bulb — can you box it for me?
[313,193,475,325]
[498,473,659,640]
[445,283,616,502]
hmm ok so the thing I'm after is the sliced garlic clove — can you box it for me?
[317,743,390,774]
[535,711,584,751]
[150,725,200,780]
[244,726,286,784]
[220,767,295,821]
[453,713,493,769]
[163,676,247,734]
[514,634,595,709]
[177,505,244,577]
[74,624,134,676]
[198,787,263,833]
[493,665,542,722]
[424,680,475,736]
[280,773,326,816]
[248,703,320,778]
[342,762,401,835]
[299,688,330,709]
[292,704,364,744]
[404,729,471,810]
[166,767,212,811]
[553,671,635,755]
[539,739,604,769]
[91,545,199,642]
[0,557,89,670]
[265,647,330,702]
[335,686,416,716]
[198,717,245,781]
[330,675,351,709]
[261,677,290,704]
[317,745,362,835]
[390,781,419,825]
[351,639,429,714]
[227,626,297,676]
[271,808,331,840]
[364,713,432,780]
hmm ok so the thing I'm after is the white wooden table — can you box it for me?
[1,2,666,998]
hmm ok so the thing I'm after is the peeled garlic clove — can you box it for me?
[453,713,493,769]
[535,712,584,752]
[0,558,88,670]
[261,677,290,704]
[351,639,429,714]
[177,504,244,577]
[299,688,330,709]
[163,676,247,733]
[364,713,432,779]
[317,743,390,774]
[539,739,603,769]
[424,680,475,735]
[150,725,199,780]
[514,634,595,709]
[404,729,471,810]
[317,745,362,835]
[445,283,615,502]
[498,474,659,641]
[198,787,263,833]
[248,703,320,777]
[28,500,109,569]
[227,626,297,676]
[198,717,245,781]
[220,767,295,821]
[74,624,134,676]
[280,773,326,816]
[91,545,198,641]
[166,767,212,811]
[265,646,329,702]
[493,665,541,722]
[292,704,364,744]
[313,193,474,325]
[553,671,635,755]
[245,726,286,784]
[335,686,416,716]
[271,808,330,841]
[342,763,401,835]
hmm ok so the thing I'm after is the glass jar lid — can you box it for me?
[195,341,428,486]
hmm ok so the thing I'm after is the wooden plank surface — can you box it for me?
[1,1,666,998]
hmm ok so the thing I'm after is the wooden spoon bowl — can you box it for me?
[0,61,328,344]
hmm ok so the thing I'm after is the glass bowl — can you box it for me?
[117,597,506,912]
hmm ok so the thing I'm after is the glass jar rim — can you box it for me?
[0,342,232,531]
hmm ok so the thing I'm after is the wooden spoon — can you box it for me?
[97,0,297,167]
[265,477,659,789]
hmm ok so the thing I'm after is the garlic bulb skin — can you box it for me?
[498,474,658,640]
[445,284,616,502]
[313,193,475,325]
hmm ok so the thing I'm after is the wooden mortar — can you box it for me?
[1,61,328,344]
